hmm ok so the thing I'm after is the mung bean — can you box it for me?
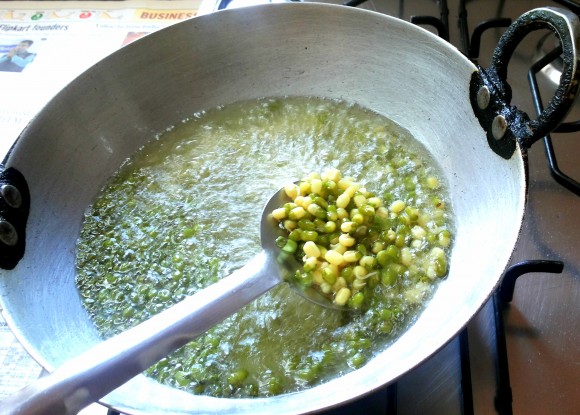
[271,169,452,309]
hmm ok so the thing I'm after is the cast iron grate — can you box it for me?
[346,0,450,40]
[528,46,580,196]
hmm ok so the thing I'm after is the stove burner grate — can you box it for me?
[529,46,580,196]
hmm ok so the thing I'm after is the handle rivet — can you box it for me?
[1,184,22,209]
[0,220,18,247]
[492,115,507,140]
[477,86,491,109]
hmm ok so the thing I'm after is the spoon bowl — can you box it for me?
[260,185,346,310]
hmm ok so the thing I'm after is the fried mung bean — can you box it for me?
[76,97,454,399]
[272,170,451,309]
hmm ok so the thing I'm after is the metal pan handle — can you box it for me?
[0,165,29,270]
[470,7,580,159]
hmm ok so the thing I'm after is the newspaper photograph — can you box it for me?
[0,1,200,158]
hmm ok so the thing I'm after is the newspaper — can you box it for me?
[0,1,202,159]
[0,0,202,404]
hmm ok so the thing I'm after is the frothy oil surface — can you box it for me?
[76,97,454,398]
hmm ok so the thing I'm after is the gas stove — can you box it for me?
[185,1,578,415]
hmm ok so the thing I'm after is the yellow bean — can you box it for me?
[352,279,366,290]
[334,287,351,306]
[372,241,385,254]
[312,269,324,284]
[307,203,323,218]
[325,263,339,276]
[411,225,426,239]
[310,179,323,194]
[353,194,367,208]
[336,193,351,209]
[426,176,439,189]
[339,233,356,247]
[389,200,406,214]
[337,178,353,190]
[353,265,368,278]
[304,256,319,271]
[430,246,445,260]
[333,276,347,292]
[284,183,299,199]
[368,197,382,208]
[337,207,349,220]
[303,241,321,258]
[271,208,287,221]
[289,206,307,220]
[320,282,332,294]
[283,220,297,231]
[300,197,313,209]
[344,184,360,198]
[340,221,356,233]
[376,206,389,218]
[324,250,344,266]
[400,247,412,266]
[343,250,361,263]
[359,255,376,269]
[323,168,341,183]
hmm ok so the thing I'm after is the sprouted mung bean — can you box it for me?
[75,96,454,399]
[272,170,449,309]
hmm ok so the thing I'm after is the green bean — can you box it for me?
[324,221,337,233]
[175,371,190,387]
[282,239,298,253]
[297,219,315,231]
[307,203,327,219]
[351,213,365,225]
[326,205,339,221]
[348,291,365,308]
[288,229,302,242]
[275,236,287,249]
[227,369,249,387]
[316,234,330,246]
[379,320,393,334]
[314,196,328,209]
[268,377,283,395]
[340,266,354,283]
[322,267,337,285]
[348,353,366,368]
[360,204,375,217]
[380,268,397,286]
[300,230,318,242]
[438,229,451,247]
